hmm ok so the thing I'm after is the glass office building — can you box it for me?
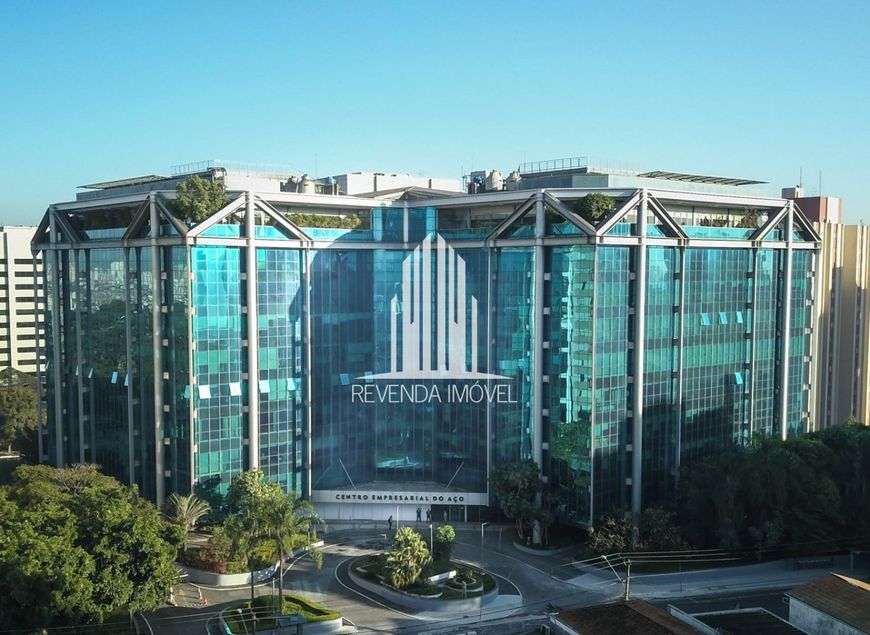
[34,166,819,523]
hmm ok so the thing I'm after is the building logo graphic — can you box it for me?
[363,234,508,381]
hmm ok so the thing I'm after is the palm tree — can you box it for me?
[162,493,210,539]
[261,492,325,604]
[385,527,432,589]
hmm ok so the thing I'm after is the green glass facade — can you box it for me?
[37,186,818,523]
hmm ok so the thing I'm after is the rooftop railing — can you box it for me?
[170,159,302,179]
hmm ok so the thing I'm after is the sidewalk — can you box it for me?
[564,554,867,600]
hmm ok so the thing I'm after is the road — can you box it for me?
[142,524,861,634]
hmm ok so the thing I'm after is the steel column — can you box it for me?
[748,249,760,439]
[150,194,166,505]
[123,249,135,486]
[589,243,599,525]
[185,245,196,495]
[48,211,64,466]
[532,192,545,469]
[778,205,794,439]
[304,247,313,497]
[74,249,85,463]
[631,191,648,518]
[245,193,260,471]
[33,243,45,462]
[674,246,687,480]
[485,246,493,503]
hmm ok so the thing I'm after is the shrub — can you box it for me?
[286,212,366,229]
[385,527,432,589]
[433,524,456,561]
[574,193,616,222]
[249,539,278,570]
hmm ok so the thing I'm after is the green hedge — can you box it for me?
[286,212,367,229]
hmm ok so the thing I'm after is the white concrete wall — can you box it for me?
[789,598,864,635]
[316,502,432,523]
[334,172,461,195]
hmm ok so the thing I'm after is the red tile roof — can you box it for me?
[555,601,699,635]
[787,574,870,632]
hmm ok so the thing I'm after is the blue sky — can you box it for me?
[0,0,868,224]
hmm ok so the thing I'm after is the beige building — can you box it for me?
[791,188,870,428]
[0,226,44,375]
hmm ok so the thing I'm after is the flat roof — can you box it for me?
[79,175,170,190]
[637,170,766,186]
[690,608,805,634]
[556,601,698,635]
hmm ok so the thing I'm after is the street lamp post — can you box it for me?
[479,521,489,621]
[480,522,489,570]
[428,523,433,553]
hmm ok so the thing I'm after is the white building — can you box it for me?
[0,226,43,374]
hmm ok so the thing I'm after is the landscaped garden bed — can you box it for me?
[221,594,342,634]
[166,470,325,588]
[349,525,497,607]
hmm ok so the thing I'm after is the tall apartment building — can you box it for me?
[36,160,818,523]
[0,226,44,375]
[802,189,870,428]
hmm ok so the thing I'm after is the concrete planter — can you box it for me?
[512,542,574,557]
[447,580,484,593]
[178,561,279,587]
[287,540,325,561]
[348,567,498,612]
[180,540,324,587]
[423,569,457,584]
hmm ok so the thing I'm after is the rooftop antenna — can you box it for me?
[818,170,822,196]
[799,167,803,189]
[315,153,318,179]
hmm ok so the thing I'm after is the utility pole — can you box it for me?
[623,560,631,601]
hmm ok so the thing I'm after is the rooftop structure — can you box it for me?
[512,156,768,197]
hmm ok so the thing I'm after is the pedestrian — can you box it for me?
[443,510,447,523]
[416,507,422,522]
[387,515,393,531]
[426,508,431,523]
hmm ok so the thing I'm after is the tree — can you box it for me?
[226,469,283,515]
[676,432,846,554]
[0,368,40,455]
[260,492,325,602]
[433,524,455,562]
[163,492,210,538]
[574,193,616,223]
[587,515,635,554]
[385,527,432,589]
[639,507,688,552]
[490,459,545,540]
[0,465,183,629]
[174,176,229,224]
[224,470,288,603]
